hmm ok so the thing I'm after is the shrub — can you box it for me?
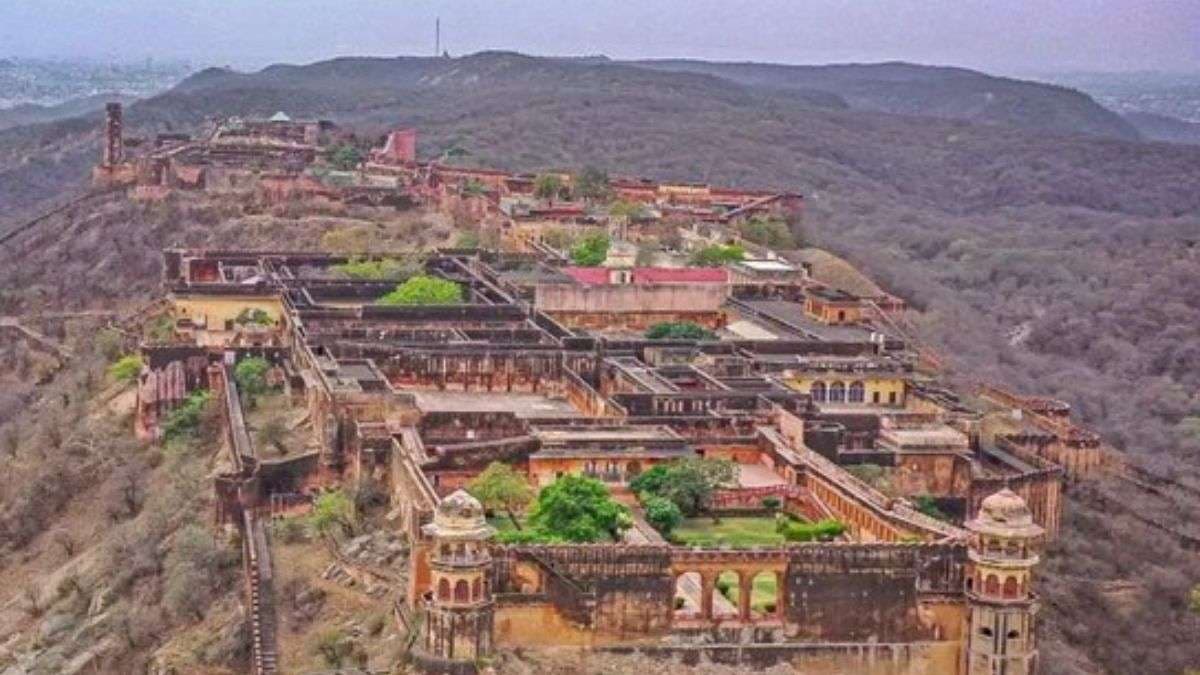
[912,495,950,521]
[310,490,356,539]
[645,321,715,341]
[643,495,683,536]
[569,232,610,266]
[234,308,274,326]
[762,496,782,511]
[332,257,415,280]
[163,389,213,440]
[94,328,124,361]
[234,356,272,405]
[738,216,796,249]
[378,275,464,305]
[690,244,745,266]
[777,517,847,542]
[108,354,143,383]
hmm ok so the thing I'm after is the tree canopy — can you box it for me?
[108,355,143,383]
[569,232,610,266]
[378,275,464,305]
[234,356,271,399]
[467,462,534,530]
[645,321,716,341]
[524,475,630,543]
[631,458,738,518]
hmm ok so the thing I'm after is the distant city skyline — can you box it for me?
[1,1,1198,76]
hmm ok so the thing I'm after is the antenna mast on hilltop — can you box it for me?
[435,17,441,56]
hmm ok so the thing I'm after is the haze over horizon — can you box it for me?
[2,0,1198,76]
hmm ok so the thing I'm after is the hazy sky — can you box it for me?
[2,0,1198,74]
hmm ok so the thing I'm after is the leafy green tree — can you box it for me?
[234,356,271,404]
[310,490,357,539]
[378,275,464,305]
[690,244,745,266]
[526,475,630,543]
[569,232,610,266]
[534,173,566,200]
[163,390,213,440]
[629,464,671,496]
[573,166,611,201]
[645,322,716,341]
[642,495,683,536]
[468,462,534,530]
[636,458,738,518]
[328,144,363,170]
[108,355,143,383]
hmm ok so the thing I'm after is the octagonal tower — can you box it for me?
[964,488,1044,675]
[415,490,496,674]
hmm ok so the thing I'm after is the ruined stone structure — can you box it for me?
[125,243,1101,673]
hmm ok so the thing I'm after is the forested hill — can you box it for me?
[626,58,1142,140]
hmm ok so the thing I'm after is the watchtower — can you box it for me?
[103,102,124,166]
[415,490,496,674]
[963,488,1044,675]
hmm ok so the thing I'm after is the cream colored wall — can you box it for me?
[787,375,907,406]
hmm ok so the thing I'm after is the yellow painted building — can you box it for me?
[785,373,907,407]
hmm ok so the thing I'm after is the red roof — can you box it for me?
[562,267,728,285]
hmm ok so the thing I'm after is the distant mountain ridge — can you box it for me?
[626,58,1141,140]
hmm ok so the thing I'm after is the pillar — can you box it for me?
[700,573,715,621]
[738,573,752,621]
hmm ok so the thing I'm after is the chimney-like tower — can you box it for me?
[103,102,124,166]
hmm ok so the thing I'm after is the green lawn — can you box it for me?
[717,570,779,612]
[670,516,787,548]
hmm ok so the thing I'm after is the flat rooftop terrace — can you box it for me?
[412,391,581,419]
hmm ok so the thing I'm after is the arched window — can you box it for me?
[454,580,470,603]
[848,381,865,403]
[984,574,999,596]
[472,578,482,601]
[438,578,451,600]
[810,381,827,402]
[1003,577,1019,599]
[829,381,846,403]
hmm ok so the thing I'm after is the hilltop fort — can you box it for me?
[11,102,1139,675]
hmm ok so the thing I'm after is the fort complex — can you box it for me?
[99,104,1122,674]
